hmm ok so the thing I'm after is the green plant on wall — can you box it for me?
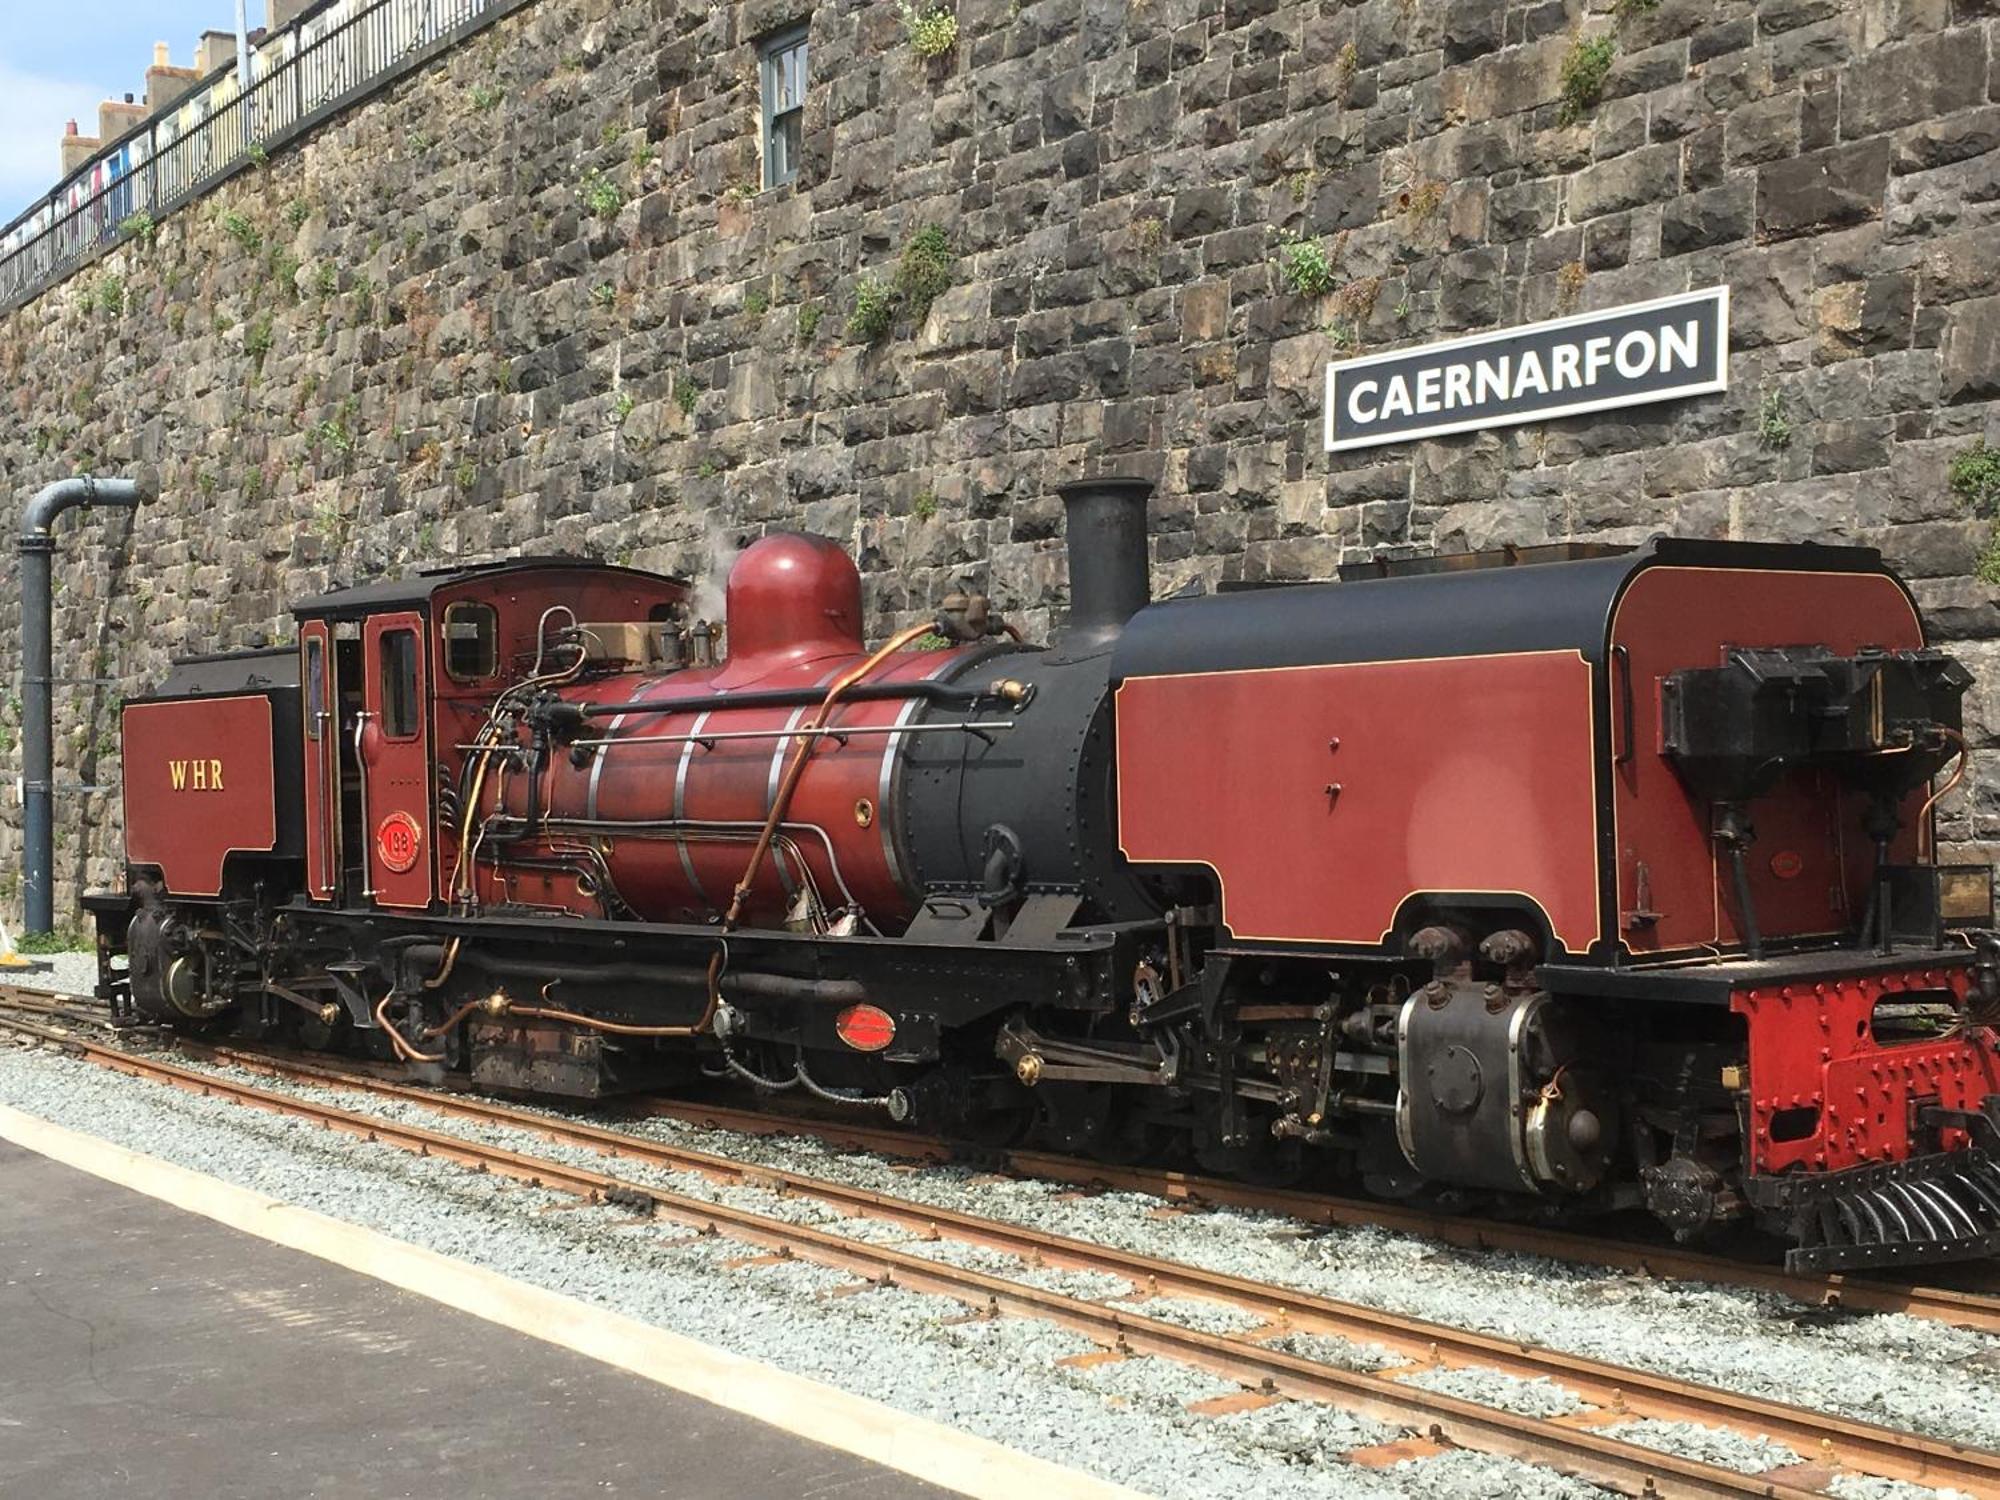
[897,225,954,322]
[245,315,275,368]
[579,169,623,219]
[220,210,262,253]
[798,302,823,343]
[94,275,125,316]
[1950,439,2000,584]
[848,276,896,342]
[1756,388,1792,450]
[897,1,959,60]
[1279,236,1336,298]
[674,375,700,416]
[118,210,157,248]
[1558,33,1616,125]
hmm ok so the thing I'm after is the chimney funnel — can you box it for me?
[65,119,78,136]
[1054,476,1153,654]
[154,42,170,67]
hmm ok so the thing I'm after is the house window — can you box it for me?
[761,26,808,189]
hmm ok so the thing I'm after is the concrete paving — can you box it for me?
[0,1140,954,1499]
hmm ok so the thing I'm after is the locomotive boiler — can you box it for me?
[96,477,2000,1272]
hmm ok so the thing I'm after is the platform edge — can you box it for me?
[0,1101,1148,1500]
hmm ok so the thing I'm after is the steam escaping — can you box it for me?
[693,520,741,625]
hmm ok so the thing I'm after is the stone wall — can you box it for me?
[6,0,2000,923]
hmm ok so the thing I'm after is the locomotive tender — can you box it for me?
[95,478,2000,1271]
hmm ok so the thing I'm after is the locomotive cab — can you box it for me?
[292,558,690,914]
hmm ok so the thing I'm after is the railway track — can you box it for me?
[3,978,1998,1335]
[3,1000,1997,1499]
[639,1094,2000,1337]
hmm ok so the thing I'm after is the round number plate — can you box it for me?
[376,811,423,874]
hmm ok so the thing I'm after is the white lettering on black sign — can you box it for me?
[1323,287,1729,453]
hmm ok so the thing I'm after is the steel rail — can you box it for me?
[177,1039,2000,1496]
[2,980,1995,1330]
[0,1012,1845,1500]
[639,1093,2000,1337]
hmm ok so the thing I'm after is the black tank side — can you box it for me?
[895,645,1160,923]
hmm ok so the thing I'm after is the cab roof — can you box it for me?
[290,556,685,622]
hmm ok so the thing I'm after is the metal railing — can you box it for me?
[0,0,517,312]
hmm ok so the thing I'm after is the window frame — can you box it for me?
[304,636,325,741]
[759,25,809,191]
[379,627,421,741]
[440,600,500,683]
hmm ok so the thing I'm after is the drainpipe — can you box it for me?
[19,475,153,934]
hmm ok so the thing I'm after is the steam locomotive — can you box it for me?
[94,478,2000,1271]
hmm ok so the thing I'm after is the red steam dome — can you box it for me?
[717,532,865,685]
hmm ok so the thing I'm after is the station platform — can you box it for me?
[0,1138,953,1500]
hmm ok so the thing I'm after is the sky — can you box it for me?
[0,2,253,223]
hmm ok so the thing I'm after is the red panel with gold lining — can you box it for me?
[121,695,278,898]
[1608,566,1926,957]
[1115,650,1601,953]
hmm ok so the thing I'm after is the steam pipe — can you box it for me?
[1054,476,1155,652]
[574,676,1011,722]
[19,474,152,934]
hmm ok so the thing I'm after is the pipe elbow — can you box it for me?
[21,473,155,544]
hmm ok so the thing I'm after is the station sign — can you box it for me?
[1323,286,1729,453]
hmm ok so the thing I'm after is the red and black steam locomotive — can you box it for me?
[94,479,2000,1271]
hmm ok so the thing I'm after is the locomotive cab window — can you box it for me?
[442,601,498,681]
[380,628,420,739]
[304,637,324,740]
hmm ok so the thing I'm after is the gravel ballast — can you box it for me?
[0,1042,1624,1500]
[9,1025,1999,1476]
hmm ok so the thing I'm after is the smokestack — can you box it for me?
[1054,476,1153,653]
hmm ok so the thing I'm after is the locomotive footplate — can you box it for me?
[279,903,1148,1066]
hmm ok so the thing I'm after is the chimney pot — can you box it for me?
[64,119,78,136]
[154,41,170,67]
[1053,477,1155,654]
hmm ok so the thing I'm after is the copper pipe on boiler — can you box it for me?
[691,621,938,1036]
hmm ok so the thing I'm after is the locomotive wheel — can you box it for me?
[1195,1123,1305,1187]
[1091,1095,1175,1165]
[1028,1084,1115,1155]
[294,1004,343,1051]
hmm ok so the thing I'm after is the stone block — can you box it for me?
[1757,137,1892,239]
[1568,143,1681,222]
[1942,295,2000,401]
[1658,179,1755,256]
[1724,93,1802,166]
[1838,29,1988,139]
[1891,105,2000,174]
